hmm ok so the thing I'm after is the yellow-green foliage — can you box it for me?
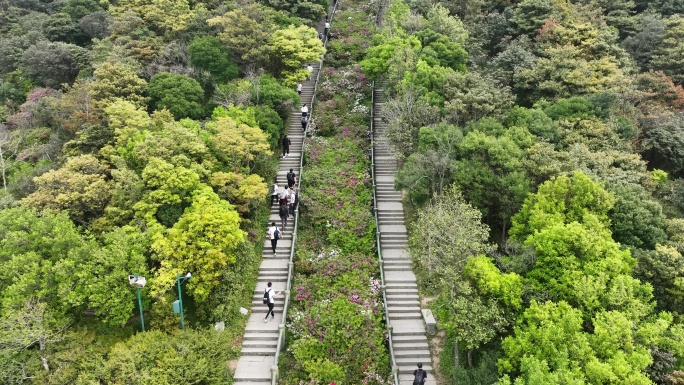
[464,256,524,309]
[150,186,245,302]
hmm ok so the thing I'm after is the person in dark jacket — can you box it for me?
[282,135,291,158]
[301,116,307,131]
[413,363,427,385]
[279,203,289,230]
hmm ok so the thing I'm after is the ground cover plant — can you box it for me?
[278,0,390,383]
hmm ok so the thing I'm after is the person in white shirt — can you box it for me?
[301,104,308,117]
[296,82,302,95]
[288,187,296,217]
[263,282,282,322]
[267,222,279,255]
[307,64,313,81]
[271,180,279,206]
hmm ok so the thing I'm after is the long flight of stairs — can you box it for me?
[373,83,437,385]
[231,64,319,385]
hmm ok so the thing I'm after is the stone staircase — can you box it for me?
[373,84,437,385]
[232,63,319,385]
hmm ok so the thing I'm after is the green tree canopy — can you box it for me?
[151,186,245,302]
[188,36,239,83]
[148,72,205,119]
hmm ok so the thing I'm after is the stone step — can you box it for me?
[386,288,418,295]
[387,306,421,314]
[243,340,278,349]
[384,265,412,271]
[391,312,423,320]
[386,294,419,301]
[240,347,275,356]
[393,342,429,351]
[234,382,271,385]
[394,349,431,358]
[397,359,432,369]
[393,334,429,344]
[244,332,279,341]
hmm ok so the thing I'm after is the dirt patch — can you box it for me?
[428,329,446,385]
[228,359,238,373]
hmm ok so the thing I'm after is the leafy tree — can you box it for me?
[22,155,112,226]
[641,113,684,177]
[133,157,201,229]
[651,15,684,84]
[254,105,284,147]
[151,186,245,302]
[499,301,654,385]
[75,227,150,326]
[44,12,87,45]
[444,71,515,125]
[623,14,666,71]
[208,5,273,66]
[0,207,89,317]
[415,28,468,71]
[267,24,325,85]
[90,62,149,110]
[148,72,205,119]
[425,4,468,45]
[634,245,684,314]
[94,329,234,383]
[188,36,239,83]
[104,12,164,64]
[78,11,111,40]
[514,45,627,103]
[0,298,68,373]
[110,0,195,34]
[505,105,560,143]
[510,0,555,37]
[64,0,104,20]
[510,171,615,242]
[210,171,268,214]
[254,75,300,119]
[0,70,32,111]
[395,123,461,204]
[635,70,684,111]
[608,183,668,250]
[464,256,524,310]
[260,0,326,23]
[91,167,144,231]
[408,184,491,283]
[207,116,273,171]
[19,41,88,88]
[454,123,533,237]
[360,36,418,79]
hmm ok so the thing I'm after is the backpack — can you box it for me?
[263,288,271,304]
[413,369,426,385]
[274,228,281,240]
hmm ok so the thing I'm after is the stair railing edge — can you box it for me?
[370,81,400,385]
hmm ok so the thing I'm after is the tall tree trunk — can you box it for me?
[39,338,50,372]
[467,349,473,368]
[454,336,460,369]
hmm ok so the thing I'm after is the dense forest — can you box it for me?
[360,0,684,384]
[2,0,684,383]
[0,0,327,382]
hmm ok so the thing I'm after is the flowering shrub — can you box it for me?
[317,65,371,103]
[326,9,377,67]
[312,97,369,136]
[281,0,390,383]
